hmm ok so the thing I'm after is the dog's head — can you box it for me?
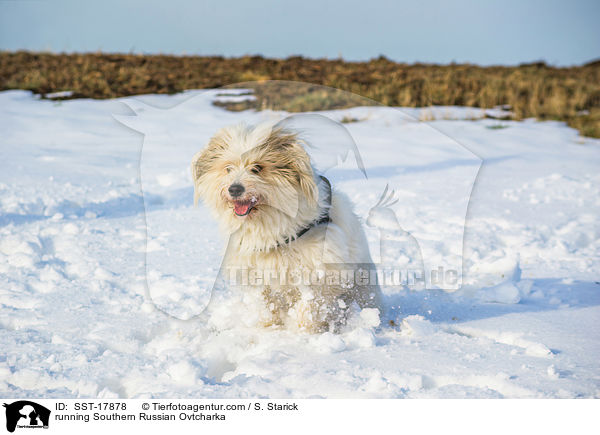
[192,123,319,236]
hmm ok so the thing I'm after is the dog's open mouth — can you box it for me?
[233,197,258,216]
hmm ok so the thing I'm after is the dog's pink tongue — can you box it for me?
[234,202,251,216]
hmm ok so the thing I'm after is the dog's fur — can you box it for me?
[192,122,381,332]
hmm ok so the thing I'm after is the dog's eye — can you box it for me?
[251,165,263,174]
[225,167,233,173]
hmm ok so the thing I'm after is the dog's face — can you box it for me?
[192,124,318,234]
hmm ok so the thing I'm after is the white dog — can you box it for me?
[192,122,381,332]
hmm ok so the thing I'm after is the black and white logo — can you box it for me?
[3,401,50,433]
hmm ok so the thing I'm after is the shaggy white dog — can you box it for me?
[192,122,381,332]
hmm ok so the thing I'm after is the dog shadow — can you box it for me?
[380,278,600,327]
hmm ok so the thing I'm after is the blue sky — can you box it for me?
[0,0,598,65]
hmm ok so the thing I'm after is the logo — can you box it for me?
[3,401,50,433]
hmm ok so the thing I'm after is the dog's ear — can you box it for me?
[190,150,203,182]
[288,142,318,207]
[191,151,203,206]
[191,148,217,206]
[191,133,231,205]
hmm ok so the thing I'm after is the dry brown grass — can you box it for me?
[1,51,599,137]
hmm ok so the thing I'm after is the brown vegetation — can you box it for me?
[1,51,599,137]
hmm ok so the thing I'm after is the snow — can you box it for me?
[1,89,599,398]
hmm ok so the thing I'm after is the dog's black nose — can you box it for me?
[228,183,245,198]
